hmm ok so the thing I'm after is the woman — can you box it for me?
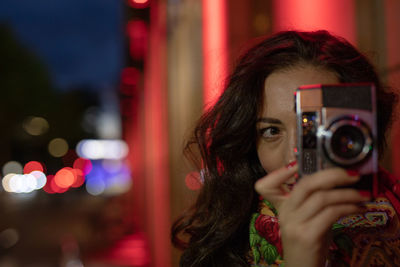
[171,30,399,266]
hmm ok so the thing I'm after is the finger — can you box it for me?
[286,168,359,211]
[293,188,369,223]
[307,203,363,238]
[254,163,298,195]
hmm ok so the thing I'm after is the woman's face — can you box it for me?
[257,64,339,173]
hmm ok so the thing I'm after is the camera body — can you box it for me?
[295,83,378,196]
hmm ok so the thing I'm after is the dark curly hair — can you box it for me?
[171,30,397,266]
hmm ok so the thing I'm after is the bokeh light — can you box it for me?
[2,173,15,192]
[73,157,93,175]
[76,139,129,160]
[0,228,19,249]
[84,159,132,196]
[22,116,49,136]
[50,176,69,194]
[127,20,148,60]
[185,171,203,191]
[128,0,150,9]
[30,171,47,189]
[86,175,106,196]
[121,67,140,87]
[102,233,151,266]
[23,161,44,174]
[2,161,23,175]
[54,168,76,189]
[9,174,37,193]
[2,170,47,193]
[70,168,85,188]
[43,175,55,194]
[48,138,69,157]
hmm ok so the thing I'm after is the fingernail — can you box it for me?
[346,170,359,176]
[359,190,371,200]
[286,161,297,169]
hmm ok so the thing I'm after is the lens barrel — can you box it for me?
[323,118,373,166]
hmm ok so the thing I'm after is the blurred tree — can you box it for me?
[0,24,98,170]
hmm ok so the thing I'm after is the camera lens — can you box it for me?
[323,118,373,166]
[330,125,364,159]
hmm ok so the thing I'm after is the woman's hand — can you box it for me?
[255,165,369,267]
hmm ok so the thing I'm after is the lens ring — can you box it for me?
[323,118,373,166]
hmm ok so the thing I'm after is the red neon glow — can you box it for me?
[272,0,355,44]
[54,168,76,189]
[143,2,171,266]
[128,0,150,9]
[92,233,151,266]
[23,161,44,174]
[202,0,228,108]
[121,67,140,87]
[127,20,149,60]
[43,175,55,194]
[132,0,148,4]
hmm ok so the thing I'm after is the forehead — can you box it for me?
[262,65,339,116]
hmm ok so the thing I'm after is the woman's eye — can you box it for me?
[259,127,281,139]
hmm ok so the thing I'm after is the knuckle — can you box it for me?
[314,191,329,205]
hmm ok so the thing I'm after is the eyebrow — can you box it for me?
[256,117,283,124]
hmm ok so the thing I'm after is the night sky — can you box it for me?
[0,0,125,91]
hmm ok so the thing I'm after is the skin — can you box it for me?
[254,64,370,267]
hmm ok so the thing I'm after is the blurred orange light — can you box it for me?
[51,178,68,194]
[71,168,85,188]
[23,161,44,174]
[54,168,76,189]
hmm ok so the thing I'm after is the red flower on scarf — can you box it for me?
[255,214,283,255]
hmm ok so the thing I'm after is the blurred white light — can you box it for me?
[76,139,129,160]
[7,174,37,194]
[97,112,122,139]
[30,171,47,189]
[2,174,15,192]
[2,161,23,176]
[9,175,24,193]
[25,174,38,192]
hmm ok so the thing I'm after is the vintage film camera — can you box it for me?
[295,83,378,196]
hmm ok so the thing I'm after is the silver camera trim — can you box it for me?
[322,118,373,166]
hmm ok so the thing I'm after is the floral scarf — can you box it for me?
[248,169,400,266]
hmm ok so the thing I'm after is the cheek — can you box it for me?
[257,144,285,173]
